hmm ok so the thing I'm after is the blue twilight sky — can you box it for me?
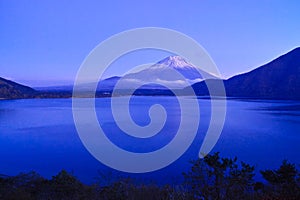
[1,0,300,87]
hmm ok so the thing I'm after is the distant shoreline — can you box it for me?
[1,95,300,102]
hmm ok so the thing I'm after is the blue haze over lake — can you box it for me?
[0,97,299,184]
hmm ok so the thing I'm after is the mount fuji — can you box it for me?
[101,56,218,90]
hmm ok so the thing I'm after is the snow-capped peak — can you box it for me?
[156,56,195,68]
[117,55,218,89]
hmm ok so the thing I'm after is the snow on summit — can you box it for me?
[156,56,195,68]
[111,56,218,89]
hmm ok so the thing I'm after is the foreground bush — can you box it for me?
[0,153,299,200]
[183,152,255,199]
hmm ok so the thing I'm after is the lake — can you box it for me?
[0,97,299,184]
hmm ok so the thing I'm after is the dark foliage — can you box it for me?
[258,160,300,200]
[0,153,299,200]
[183,152,255,200]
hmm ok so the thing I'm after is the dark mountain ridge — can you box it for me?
[190,47,300,100]
[0,77,37,99]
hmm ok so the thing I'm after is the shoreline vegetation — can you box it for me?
[1,153,299,200]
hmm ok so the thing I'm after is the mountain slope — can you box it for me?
[0,77,37,99]
[99,56,217,90]
[191,47,300,100]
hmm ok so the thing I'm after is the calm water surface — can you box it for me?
[0,97,299,184]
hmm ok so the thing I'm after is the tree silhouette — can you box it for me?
[260,160,300,200]
[183,152,255,200]
[0,157,299,200]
